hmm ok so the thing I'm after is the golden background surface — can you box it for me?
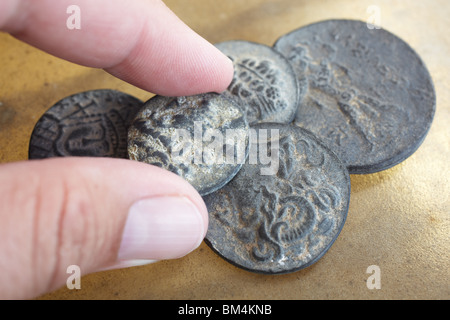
[1,0,449,299]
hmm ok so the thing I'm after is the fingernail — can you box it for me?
[225,55,234,68]
[213,55,234,94]
[117,196,205,261]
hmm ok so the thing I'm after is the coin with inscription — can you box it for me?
[216,40,302,125]
[274,19,436,174]
[29,89,143,159]
[204,123,350,274]
[127,93,249,196]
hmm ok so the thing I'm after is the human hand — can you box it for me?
[0,0,233,299]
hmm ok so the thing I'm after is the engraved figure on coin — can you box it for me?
[289,39,408,154]
[127,95,247,184]
[212,134,342,263]
[60,93,133,157]
[228,57,288,124]
[128,97,203,176]
[30,91,136,158]
[55,110,125,157]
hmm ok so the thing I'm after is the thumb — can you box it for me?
[0,157,208,299]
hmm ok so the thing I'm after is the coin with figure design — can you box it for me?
[274,19,436,174]
[29,89,143,159]
[127,93,249,196]
[216,40,302,125]
[204,123,350,274]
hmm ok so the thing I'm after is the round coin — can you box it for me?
[204,123,350,274]
[216,40,302,125]
[273,19,436,174]
[29,89,143,159]
[127,93,249,196]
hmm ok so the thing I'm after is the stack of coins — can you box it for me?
[29,20,435,275]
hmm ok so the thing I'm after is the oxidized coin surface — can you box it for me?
[29,89,143,159]
[273,19,436,174]
[215,40,302,125]
[127,93,249,196]
[204,123,350,274]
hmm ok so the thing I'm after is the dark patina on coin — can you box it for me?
[274,19,436,174]
[127,93,249,196]
[216,40,302,125]
[29,89,143,159]
[204,123,350,274]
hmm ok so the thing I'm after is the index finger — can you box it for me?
[0,0,233,96]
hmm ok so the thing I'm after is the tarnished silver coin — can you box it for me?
[127,93,249,196]
[274,19,436,174]
[216,40,302,125]
[29,89,143,159]
[204,123,350,274]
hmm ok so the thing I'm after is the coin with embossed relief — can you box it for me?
[216,40,302,125]
[29,89,143,159]
[204,123,350,274]
[127,93,249,196]
[274,19,436,174]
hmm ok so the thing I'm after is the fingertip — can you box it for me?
[210,52,234,94]
[105,29,234,96]
[104,2,234,96]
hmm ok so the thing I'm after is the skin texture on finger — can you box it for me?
[0,0,233,96]
[0,158,208,299]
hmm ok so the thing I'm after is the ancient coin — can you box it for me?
[273,19,436,174]
[204,123,350,274]
[127,93,249,196]
[215,40,302,125]
[29,89,143,159]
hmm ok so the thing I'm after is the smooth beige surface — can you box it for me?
[1,0,449,299]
